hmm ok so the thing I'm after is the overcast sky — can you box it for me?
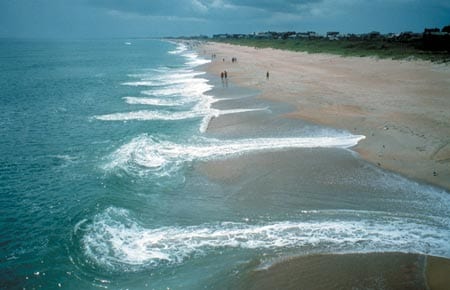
[1,0,449,38]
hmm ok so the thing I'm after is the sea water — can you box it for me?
[1,39,449,289]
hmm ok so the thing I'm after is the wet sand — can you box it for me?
[197,87,450,290]
[200,42,450,190]
[232,252,450,290]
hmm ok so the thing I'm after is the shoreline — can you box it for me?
[199,42,450,191]
[194,41,450,289]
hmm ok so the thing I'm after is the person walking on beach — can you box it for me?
[266,71,269,79]
[224,70,228,79]
[221,71,224,79]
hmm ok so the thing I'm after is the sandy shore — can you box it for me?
[196,41,450,289]
[232,252,450,290]
[200,42,450,190]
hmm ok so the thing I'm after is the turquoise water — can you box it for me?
[1,39,449,289]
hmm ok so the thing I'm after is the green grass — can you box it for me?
[211,38,450,62]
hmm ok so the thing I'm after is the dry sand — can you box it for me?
[200,42,450,190]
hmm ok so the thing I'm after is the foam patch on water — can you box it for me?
[93,107,267,122]
[103,134,365,177]
[93,110,200,121]
[80,207,450,271]
[167,41,211,65]
[123,70,205,87]
[123,96,191,106]
[141,79,212,99]
[168,43,187,55]
[183,52,211,66]
[95,43,226,132]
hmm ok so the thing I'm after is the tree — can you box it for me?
[442,25,450,33]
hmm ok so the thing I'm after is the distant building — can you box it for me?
[294,32,310,39]
[307,31,317,36]
[255,32,272,39]
[424,28,440,34]
[212,34,230,39]
[326,31,340,40]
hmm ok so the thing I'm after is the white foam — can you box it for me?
[81,207,450,271]
[123,96,190,107]
[168,41,210,65]
[198,107,271,132]
[93,110,201,121]
[168,43,188,55]
[93,107,268,122]
[183,52,211,66]
[141,79,212,98]
[217,107,270,116]
[98,43,218,131]
[103,134,365,176]
[95,85,268,123]
[122,70,205,87]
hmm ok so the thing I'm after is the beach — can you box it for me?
[2,38,449,289]
[231,252,450,290]
[197,42,450,289]
[200,42,450,190]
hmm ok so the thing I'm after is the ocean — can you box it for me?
[1,39,449,289]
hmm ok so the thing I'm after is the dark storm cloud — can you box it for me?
[86,0,210,17]
[84,0,321,18]
[227,0,320,13]
[1,0,449,38]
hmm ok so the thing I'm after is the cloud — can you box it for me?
[86,0,321,19]
[226,0,321,13]
[87,0,214,17]
[106,9,206,23]
[1,0,449,38]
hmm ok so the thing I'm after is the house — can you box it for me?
[255,32,272,39]
[295,32,310,39]
[307,31,320,39]
[326,31,340,40]
[212,34,229,39]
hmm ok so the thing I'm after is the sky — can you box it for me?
[1,0,449,39]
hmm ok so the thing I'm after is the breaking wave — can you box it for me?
[79,207,450,271]
[93,107,267,123]
[122,70,205,88]
[94,45,219,131]
[102,134,365,177]
[123,96,191,106]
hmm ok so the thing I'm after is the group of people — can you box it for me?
[220,70,228,79]
[210,52,269,82]
[220,69,269,80]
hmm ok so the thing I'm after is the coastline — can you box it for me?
[231,252,450,290]
[195,41,450,289]
[199,42,450,191]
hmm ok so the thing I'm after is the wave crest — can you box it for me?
[102,134,365,177]
[80,207,449,271]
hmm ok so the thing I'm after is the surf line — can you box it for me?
[103,134,366,177]
[80,207,449,271]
